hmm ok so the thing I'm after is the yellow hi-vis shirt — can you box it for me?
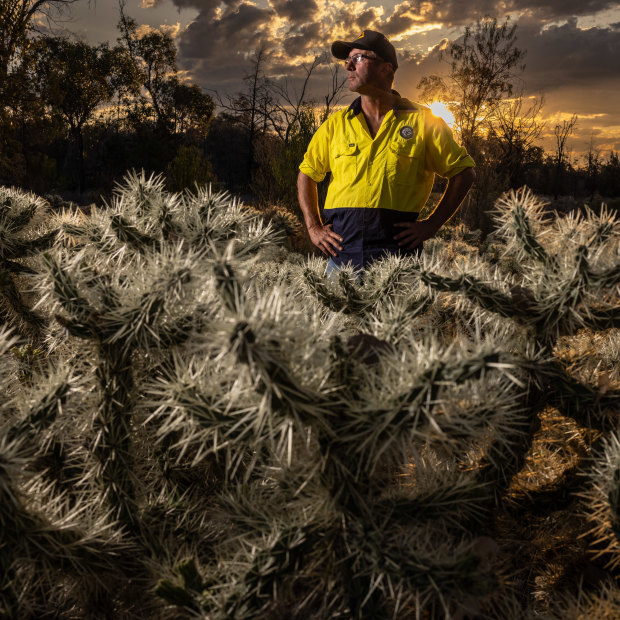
[299,96,475,269]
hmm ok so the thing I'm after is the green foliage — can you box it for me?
[0,178,618,617]
[166,145,216,193]
[0,3,216,196]
[28,37,118,130]
[171,83,215,138]
[117,5,214,139]
[268,105,318,212]
[26,36,126,191]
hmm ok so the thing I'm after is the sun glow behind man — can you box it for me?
[429,101,456,129]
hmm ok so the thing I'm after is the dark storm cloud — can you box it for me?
[382,3,423,37]
[394,15,620,98]
[176,0,391,90]
[173,0,620,119]
[179,2,274,59]
[511,0,619,21]
[381,0,620,28]
[164,0,241,9]
[421,0,502,27]
[270,0,319,24]
[283,23,322,56]
[517,18,620,91]
[332,5,383,36]
[357,8,383,30]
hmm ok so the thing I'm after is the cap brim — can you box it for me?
[331,40,370,60]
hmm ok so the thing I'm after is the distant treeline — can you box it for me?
[1,6,619,228]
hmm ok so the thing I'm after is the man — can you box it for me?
[297,30,476,272]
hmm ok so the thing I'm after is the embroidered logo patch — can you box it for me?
[399,126,414,139]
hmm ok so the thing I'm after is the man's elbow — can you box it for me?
[298,170,318,191]
[297,170,310,189]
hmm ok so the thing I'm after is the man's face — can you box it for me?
[345,47,385,93]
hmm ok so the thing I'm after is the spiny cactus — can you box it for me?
[0,187,58,335]
[419,188,620,346]
[0,344,138,616]
[582,431,620,570]
[148,263,554,617]
[0,178,618,617]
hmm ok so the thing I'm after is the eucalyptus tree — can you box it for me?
[0,1,79,186]
[27,36,126,192]
[115,0,215,186]
[0,0,78,86]
[117,2,186,133]
[418,17,528,232]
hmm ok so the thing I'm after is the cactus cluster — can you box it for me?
[0,176,618,618]
[0,188,59,336]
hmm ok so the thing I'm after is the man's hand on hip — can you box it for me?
[309,223,344,257]
[394,219,441,250]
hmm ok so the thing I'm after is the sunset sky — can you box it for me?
[59,0,620,160]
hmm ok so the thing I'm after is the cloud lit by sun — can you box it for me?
[429,101,456,128]
[390,23,443,41]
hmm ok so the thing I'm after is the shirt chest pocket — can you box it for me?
[387,139,424,185]
[331,142,358,180]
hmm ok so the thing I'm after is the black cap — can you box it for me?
[331,30,398,70]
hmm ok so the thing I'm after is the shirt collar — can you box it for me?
[347,96,363,116]
[347,90,415,118]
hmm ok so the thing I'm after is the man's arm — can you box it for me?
[393,167,476,250]
[297,171,343,257]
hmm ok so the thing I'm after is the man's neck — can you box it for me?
[360,88,397,118]
[358,88,398,138]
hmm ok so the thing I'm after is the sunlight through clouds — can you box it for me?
[136,22,184,38]
[390,23,443,41]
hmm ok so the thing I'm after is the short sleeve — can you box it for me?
[299,119,332,183]
[424,114,475,179]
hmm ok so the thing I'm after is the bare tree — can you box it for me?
[553,113,577,198]
[265,55,322,145]
[320,61,347,122]
[216,51,342,184]
[213,48,271,182]
[488,93,545,188]
[263,55,346,141]
[244,48,269,174]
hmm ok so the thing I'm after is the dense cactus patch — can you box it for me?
[0,175,618,618]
